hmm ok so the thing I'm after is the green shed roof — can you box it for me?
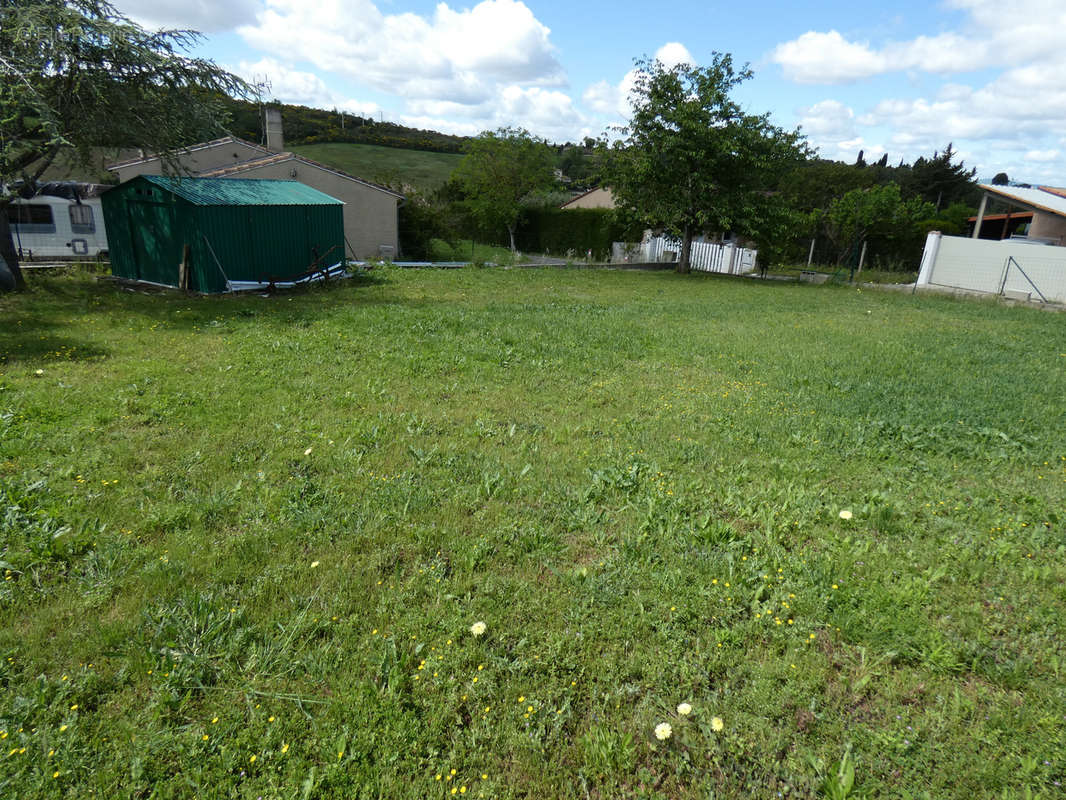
[141,175,344,206]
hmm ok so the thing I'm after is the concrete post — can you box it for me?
[972,194,988,239]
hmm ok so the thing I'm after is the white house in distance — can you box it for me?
[107,111,404,260]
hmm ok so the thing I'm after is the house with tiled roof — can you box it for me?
[560,186,615,210]
[108,136,273,182]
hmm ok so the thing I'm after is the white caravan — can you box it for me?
[6,183,110,259]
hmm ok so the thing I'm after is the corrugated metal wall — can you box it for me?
[103,181,190,287]
[194,205,344,292]
[102,176,344,293]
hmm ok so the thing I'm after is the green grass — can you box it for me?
[292,143,463,191]
[1,269,1065,798]
[420,240,523,264]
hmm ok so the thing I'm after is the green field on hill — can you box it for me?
[1,269,1065,798]
[292,143,464,191]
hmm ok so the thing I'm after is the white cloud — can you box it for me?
[405,86,588,141]
[234,58,380,117]
[771,3,1066,180]
[771,2,1066,84]
[797,100,874,160]
[580,42,692,121]
[655,42,694,69]
[771,31,886,84]
[114,0,260,32]
[797,99,855,140]
[1023,149,1059,163]
[238,0,563,106]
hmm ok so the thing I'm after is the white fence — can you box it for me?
[618,236,757,274]
[917,232,1066,304]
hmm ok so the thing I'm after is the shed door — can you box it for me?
[127,201,180,285]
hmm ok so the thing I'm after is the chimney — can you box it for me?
[265,108,284,152]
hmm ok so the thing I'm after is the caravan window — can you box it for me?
[69,204,95,234]
[6,204,55,233]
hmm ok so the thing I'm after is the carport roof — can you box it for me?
[141,174,343,206]
[978,184,1066,219]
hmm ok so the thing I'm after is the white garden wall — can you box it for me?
[917,233,1066,304]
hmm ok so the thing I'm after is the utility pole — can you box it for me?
[252,75,273,146]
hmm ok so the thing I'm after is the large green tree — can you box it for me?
[452,127,554,252]
[900,143,978,210]
[605,53,809,273]
[816,182,935,266]
[0,0,247,289]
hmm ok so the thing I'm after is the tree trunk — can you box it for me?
[676,224,692,274]
[508,224,516,253]
[0,207,25,291]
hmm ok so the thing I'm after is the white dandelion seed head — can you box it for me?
[654,722,672,740]
[676,703,692,716]
[838,510,853,520]
[469,621,487,637]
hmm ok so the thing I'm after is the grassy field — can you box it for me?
[1,269,1065,798]
[292,143,463,191]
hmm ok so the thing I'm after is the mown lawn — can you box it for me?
[1,268,1064,799]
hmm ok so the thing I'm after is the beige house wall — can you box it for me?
[218,160,399,259]
[561,187,616,210]
[1028,211,1066,245]
[110,140,269,183]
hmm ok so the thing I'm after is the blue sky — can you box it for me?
[113,0,1066,183]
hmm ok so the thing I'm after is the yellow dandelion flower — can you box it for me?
[677,703,692,716]
[282,743,290,754]
[654,722,672,740]
[838,510,853,520]
[711,716,724,732]
[249,755,256,764]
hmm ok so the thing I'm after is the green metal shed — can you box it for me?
[102,175,345,293]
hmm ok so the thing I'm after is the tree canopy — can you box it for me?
[816,183,935,267]
[452,127,555,252]
[606,53,809,273]
[0,0,248,288]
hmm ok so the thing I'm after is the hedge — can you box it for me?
[514,208,629,259]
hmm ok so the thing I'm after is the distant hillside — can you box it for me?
[292,143,462,191]
[223,97,469,154]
